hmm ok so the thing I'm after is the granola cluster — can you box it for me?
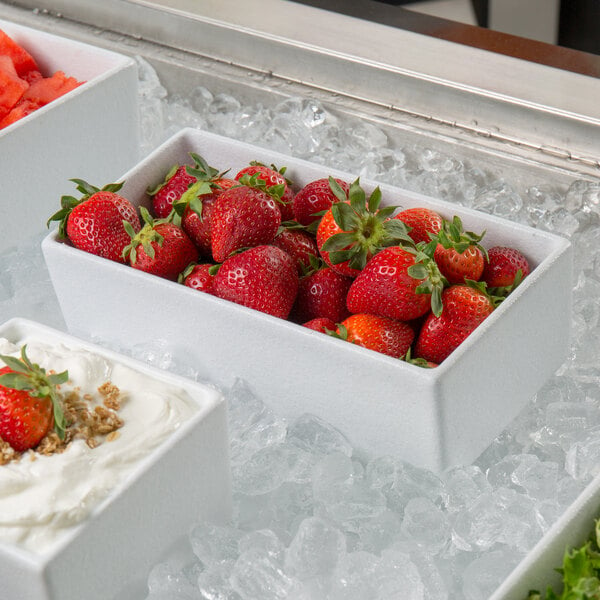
[0,381,124,465]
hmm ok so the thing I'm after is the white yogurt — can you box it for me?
[0,336,199,555]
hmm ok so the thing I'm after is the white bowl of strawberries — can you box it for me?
[42,128,572,472]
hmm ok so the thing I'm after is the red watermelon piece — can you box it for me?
[0,55,28,122]
[0,98,37,129]
[0,29,39,78]
[21,70,83,105]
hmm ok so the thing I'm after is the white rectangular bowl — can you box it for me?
[0,18,139,253]
[0,317,232,600]
[42,128,572,472]
[491,473,600,599]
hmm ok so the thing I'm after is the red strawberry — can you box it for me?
[210,178,282,263]
[415,283,494,364]
[0,345,68,452]
[292,260,352,324]
[148,153,228,219]
[303,317,337,333]
[293,178,350,226]
[179,263,215,294]
[346,246,433,321]
[270,227,319,273]
[212,245,299,319]
[333,314,415,358]
[316,178,413,278]
[123,208,198,281]
[481,246,530,288]
[173,178,236,256]
[235,162,295,221]
[432,216,487,284]
[47,179,141,263]
[395,207,443,245]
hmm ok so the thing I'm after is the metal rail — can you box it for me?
[1,0,599,172]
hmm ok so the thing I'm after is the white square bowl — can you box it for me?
[0,317,232,600]
[490,473,600,599]
[42,128,572,473]
[0,18,139,253]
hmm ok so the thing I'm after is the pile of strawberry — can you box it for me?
[0,28,84,130]
[48,153,530,367]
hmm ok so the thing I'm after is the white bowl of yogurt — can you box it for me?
[0,318,231,600]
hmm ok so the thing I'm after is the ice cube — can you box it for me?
[287,414,353,457]
[401,497,451,554]
[230,547,298,600]
[284,516,346,580]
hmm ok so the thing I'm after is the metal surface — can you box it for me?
[1,0,599,174]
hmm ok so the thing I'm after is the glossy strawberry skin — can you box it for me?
[303,317,337,333]
[346,246,432,321]
[212,245,299,319]
[66,192,141,263]
[270,228,319,273]
[481,246,530,287]
[210,186,281,263]
[0,366,53,452]
[415,284,494,364]
[434,244,485,284]
[338,314,415,358]
[292,267,352,324]
[181,179,236,257]
[395,207,443,245]
[129,223,199,281]
[235,164,294,221]
[182,263,215,294]
[293,178,349,226]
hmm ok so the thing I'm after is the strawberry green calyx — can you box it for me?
[0,345,69,440]
[47,179,124,237]
[122,206,165,264]
[435,215,488,261]
[236,172,286,204]
[171,180,215,222]
[248,160,293,186]
[326,322,348,341]
[407,242,448,317]
[402,348,436,369]
[146,152,227,197]
[487,269,525,302]
[185,152,229,182]
[464,278,504,308]
[299,254,326,278]
[321,177,413,271]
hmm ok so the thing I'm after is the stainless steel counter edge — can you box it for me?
[2,0,600,168]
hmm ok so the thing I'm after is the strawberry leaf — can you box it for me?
[147,164,178,196]
[329,176,349,203]
[367,186,382,213]
[0,353,30,374]
[329,202,357,232]
[348,179,366,215]
[321,232,357,252]
[0,372,34,390]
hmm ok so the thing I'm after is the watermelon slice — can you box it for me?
[0,28,39,78]
[0,30,85,130]
[21,70,83,105]
[0,55,28,122]
[0,98,37,129]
